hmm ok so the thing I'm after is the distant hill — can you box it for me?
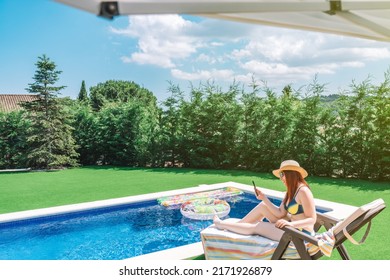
[319,94,340,103]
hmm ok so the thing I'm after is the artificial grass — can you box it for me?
[0,166,389,260]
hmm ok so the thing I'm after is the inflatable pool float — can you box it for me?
[180,198,230,220]
[158,187,242,207]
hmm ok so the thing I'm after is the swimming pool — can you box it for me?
[0,193,255,260]
[0,188,330,260]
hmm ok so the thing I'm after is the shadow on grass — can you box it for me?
[0,170,32,175]
[0,168,65,175]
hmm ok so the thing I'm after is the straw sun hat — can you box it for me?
[272,160,308,178]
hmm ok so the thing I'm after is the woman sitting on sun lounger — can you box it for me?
[213,160,316,241]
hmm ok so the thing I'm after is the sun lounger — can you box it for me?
[201,199,385,260]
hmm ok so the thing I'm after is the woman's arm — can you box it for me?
[255,188,287,219]
[288,187,316,228]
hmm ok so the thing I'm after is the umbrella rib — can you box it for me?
[336,10,390,39]
[115,1,329,14]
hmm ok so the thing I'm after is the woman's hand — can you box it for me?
[275,219,293,229]
[254,187,267,201]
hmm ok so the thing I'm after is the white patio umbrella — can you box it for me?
[55,0,390,42]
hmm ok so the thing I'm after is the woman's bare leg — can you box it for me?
[212,202,285,241]
[240,202,281,223]
[213,215,284,241]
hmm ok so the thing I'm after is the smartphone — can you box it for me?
[252,180,261,196]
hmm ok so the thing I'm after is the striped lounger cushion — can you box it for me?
[201,219,334,260]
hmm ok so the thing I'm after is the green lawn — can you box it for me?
[1,166,389,260]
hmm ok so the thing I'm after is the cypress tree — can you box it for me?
[78,80,89,102]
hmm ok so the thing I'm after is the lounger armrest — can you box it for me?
[315,212,340,230]
[282,226,320,245]
[316,212,339,223]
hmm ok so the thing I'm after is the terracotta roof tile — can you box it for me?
[0,94,39,113]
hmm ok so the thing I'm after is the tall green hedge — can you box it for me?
[1,76,389,181]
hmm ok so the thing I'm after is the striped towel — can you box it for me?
[315,228,335,257]
[200,221,335,260]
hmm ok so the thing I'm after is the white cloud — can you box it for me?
[230,30,390,85]
[171,68,234,81]
[196,53,214,63]
[111,15,201,68]
[210,42,224,47]
[240,60,335,83]
[121,53,175,68]
[110,15,390,91]
[237,35,314,62]
[319,47,390,61]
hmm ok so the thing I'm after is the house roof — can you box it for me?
[0,94,39,113]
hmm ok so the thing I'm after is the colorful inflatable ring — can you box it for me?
[180,198,230,220]
[157,187,243,207]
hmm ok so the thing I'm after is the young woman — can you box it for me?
[213,160,316,241]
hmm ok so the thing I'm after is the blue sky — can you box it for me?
[1,0,390,102]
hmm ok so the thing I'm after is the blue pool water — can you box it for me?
[0,193,259,260]
[0,193,326,260]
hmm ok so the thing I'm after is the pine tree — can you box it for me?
[78,80,88,102]
[23,54,79,169]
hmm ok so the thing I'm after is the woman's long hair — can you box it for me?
[283,170,309,205]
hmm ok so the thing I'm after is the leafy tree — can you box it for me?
[369,72,390,180]
[179,82,241,169]
[159,83,185,167]
[282,84,293,97]
[331,93,355,177]
[0,111,30,168]
[96,100,158,166]
[253,85,295,171]
[78,80,89,102]
[89,80,156,111]
[22,55,79,169]
[71,102,100,165]
[199,83,241,168]
[178,86,204,167]
[346,79,376,178]
[290,80,325,173]
[315,103,339,176]
[238,80,265,170]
